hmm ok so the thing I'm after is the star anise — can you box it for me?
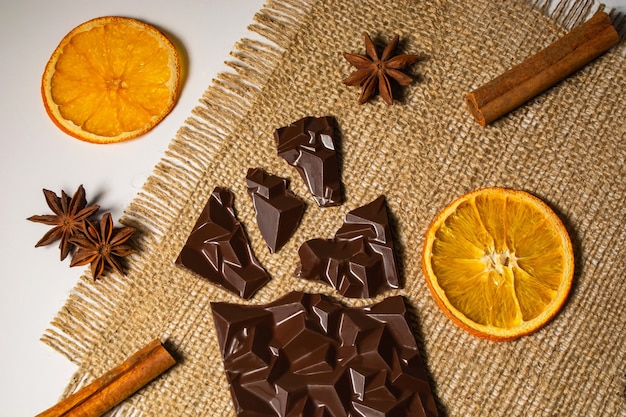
[70,212,136,280]
[27,185,100,260]
[343,32,419,105]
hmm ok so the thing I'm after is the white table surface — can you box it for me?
[0,1,623,416]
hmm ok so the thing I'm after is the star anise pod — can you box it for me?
[27,185,100,260]
[70,212,136,280]
[343,32,419,105]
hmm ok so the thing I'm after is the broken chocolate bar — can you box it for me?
[175,187,269,299]
[296,195,400,298]
[274,116,342,207]
[246,168,305,253]
[211,291,439,417]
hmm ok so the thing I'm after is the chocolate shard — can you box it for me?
[246,168,305,254]
[211,291,439,417]
[175,187,269,299]
[296,195,400,298]
[274,116,342,207]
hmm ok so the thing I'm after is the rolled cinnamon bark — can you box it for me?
[36,339,176,417]
[466,11,619,126]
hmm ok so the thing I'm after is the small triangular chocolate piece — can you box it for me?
[274,116,342,207]
[175,187,269,299]
[246,168,305,253]
[296,196,400,298]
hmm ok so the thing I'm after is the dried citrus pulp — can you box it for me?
[422,187,574,341]
[42,16,180,143]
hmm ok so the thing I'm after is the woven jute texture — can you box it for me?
[42,0,626,415]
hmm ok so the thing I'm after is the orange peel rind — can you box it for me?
[41,16,181,144]
[422,187,574,341]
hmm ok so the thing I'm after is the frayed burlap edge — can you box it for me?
[532,0,626,45]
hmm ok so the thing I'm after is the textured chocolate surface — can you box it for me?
[211,291,439,417]
[296,196,400,298]
[246,168,305,253]
[274,116,342,207]
[175,187,269,299]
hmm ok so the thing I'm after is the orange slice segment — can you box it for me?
[422,187,574,341]
[41,16,181,143]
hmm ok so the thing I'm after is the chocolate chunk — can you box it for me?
[175,187,269,299]
[246,168,305,254]
[296,195,400,298]
[274,116,342,207]
[211,291,439,417]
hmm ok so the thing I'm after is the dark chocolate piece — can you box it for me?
[296,195,400,298]
[246,168,305,253]
[274,116,342,207]
[175,187,269,299]
[211,291,439,417]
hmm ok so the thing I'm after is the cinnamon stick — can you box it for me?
[466,11,619,126]
[36,339,176,417]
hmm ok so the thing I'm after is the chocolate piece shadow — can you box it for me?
[274,116,342,207]
[175,187,269,299]
[211,291,439,417]
[296,195,400,298]
[246,168,305,253]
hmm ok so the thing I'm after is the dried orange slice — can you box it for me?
[41,16,180,144]
[422,187,574,341]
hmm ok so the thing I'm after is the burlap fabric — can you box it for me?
[41,0,626,415]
